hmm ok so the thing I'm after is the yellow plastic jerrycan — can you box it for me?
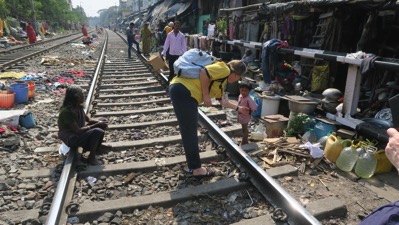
[323,132,343,163]
[374,149,393,174]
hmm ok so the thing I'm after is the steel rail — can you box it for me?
[0,31,81,55]
[0,32,86,71]
[198,110,320,224]
[148,34,318,223]
[45,31,109,225]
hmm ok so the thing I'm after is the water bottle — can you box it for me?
[354,146,377,179]
[336,141,361,172]
[302,129,317,143]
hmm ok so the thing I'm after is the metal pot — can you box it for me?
[288,100,318,114]
[322,88,343,102]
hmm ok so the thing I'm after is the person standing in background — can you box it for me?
[161,22,174,46]
[82,24,88,37]
[162,21,187,84]
[126,22,141,58]
[141,22,153,56]
[26,23,36,44]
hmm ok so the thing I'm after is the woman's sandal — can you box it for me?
[181,166,215,179]
[192,167,215,179]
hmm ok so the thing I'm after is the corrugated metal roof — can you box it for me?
[163,2,192,20]
[145,0,191,24]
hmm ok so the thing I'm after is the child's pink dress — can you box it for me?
[237,95,258,124]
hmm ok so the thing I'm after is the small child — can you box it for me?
[237,82,258,145]
[241,49,253,65]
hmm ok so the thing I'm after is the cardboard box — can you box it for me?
[263,114,289,138]
[147,54,168,73]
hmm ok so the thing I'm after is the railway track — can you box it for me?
[0,31,90,71]
[35,31,319,224]
[1,28,395,225]
[0,29,321,224]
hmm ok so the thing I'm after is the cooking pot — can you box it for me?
[288,100,318,114]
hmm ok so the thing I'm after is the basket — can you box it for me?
[0,91,15,108]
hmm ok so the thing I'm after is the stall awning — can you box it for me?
[163,1,192,20]
[132,17,140,24]
[146,0,192,24]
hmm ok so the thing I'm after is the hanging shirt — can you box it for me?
[207,23,215,37]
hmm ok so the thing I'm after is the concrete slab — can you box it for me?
[34,147,57,153]
[306,196,347,220]
[266,165,298,177]
[240,143,259,152]
[231,214,275,225]
[77,178,250,221]
[0,209,39,224]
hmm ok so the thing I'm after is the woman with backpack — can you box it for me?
[170,60,249,179]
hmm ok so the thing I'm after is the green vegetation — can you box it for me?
[0,0,87,30]
[284,113,314,137]
[216,17,228,36]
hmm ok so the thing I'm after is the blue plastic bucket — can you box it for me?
[19,112,36,128]
[9,83,28,104]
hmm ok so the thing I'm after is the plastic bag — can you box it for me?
[58,142,70,156]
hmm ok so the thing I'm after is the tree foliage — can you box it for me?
[98,6,120,27]
[1,0,87,29]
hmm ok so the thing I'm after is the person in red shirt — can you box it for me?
[82,24,88,36]
[26,23,36,44]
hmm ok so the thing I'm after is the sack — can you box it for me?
[311,64,329,92]
[173,48,217,78]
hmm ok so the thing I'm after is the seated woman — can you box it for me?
[57,85,109,165]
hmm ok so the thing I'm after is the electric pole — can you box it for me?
[30,0,36,32]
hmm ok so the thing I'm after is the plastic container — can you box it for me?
[252,96,262,118]
[19,112,36,128]
[9,83,28,104]
[0,91,15,108]
[336,141,361,172]
[314,121,336,140]
[25,82,35,98]
[341,139,352,148]
[317,136,329,150]
[354,146,377,179]
[323,132,343,163]
[302,129,317,143]
[260,95,280,117]
[374,149,393,174]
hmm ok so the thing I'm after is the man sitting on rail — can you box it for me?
[57,85,110,165]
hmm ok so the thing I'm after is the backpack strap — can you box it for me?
[208,68,230,97]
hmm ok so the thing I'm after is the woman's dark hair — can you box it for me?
[239,81,252,91]
[61,85,83,109]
